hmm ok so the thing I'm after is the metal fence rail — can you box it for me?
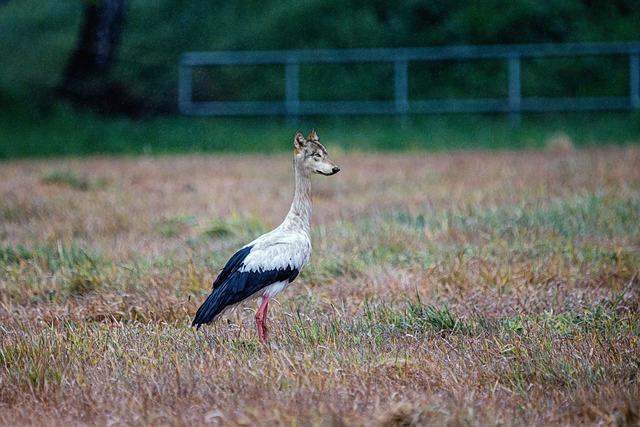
[178,41,640,123]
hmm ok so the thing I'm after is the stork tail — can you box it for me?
[191,289,228,330]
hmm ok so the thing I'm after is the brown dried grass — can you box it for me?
[1,146,639,426]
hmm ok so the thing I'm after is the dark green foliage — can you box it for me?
[122,0,639,104]
[2,0,639,102]
[0,0,639,158]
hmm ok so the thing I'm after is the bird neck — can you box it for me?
[283,161,312,234]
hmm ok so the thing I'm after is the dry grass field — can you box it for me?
[1,145,639,426]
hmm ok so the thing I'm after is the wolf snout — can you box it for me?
[332,166,340,174]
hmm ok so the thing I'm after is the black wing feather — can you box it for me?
[211,245,253,290]
[191,245,299,329]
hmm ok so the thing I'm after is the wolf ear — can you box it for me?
[307,129,319,142]
[294,131,307,150]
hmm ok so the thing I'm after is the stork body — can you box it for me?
[191,130,340,343]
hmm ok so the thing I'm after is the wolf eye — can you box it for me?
[313,152,322,159]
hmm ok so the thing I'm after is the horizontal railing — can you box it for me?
[178,41,640,123]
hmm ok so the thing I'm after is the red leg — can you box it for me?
[255,295,270,344]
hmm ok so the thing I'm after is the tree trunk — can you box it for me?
[59,0,126,91]
[57,0,160,117]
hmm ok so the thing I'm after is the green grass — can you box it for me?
[40,168,91,190]
[0,241,102,273]
[1,93,639,159]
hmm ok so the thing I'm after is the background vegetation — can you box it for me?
[1,0,640,158]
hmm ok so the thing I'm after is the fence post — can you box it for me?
[631,51,640,109]
[508,54,521,126]
[178,59,193,114]
[394,57,409,125]
[285,59,300,122]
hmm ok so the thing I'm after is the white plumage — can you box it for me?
[192,129,339,343]
[239,228,311,278]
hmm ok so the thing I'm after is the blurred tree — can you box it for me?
[57,0,159,116]
[60,0,126,87]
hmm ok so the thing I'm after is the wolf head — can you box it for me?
[293,129,340,176]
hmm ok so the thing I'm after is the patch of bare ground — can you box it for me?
[1,146,639,425]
